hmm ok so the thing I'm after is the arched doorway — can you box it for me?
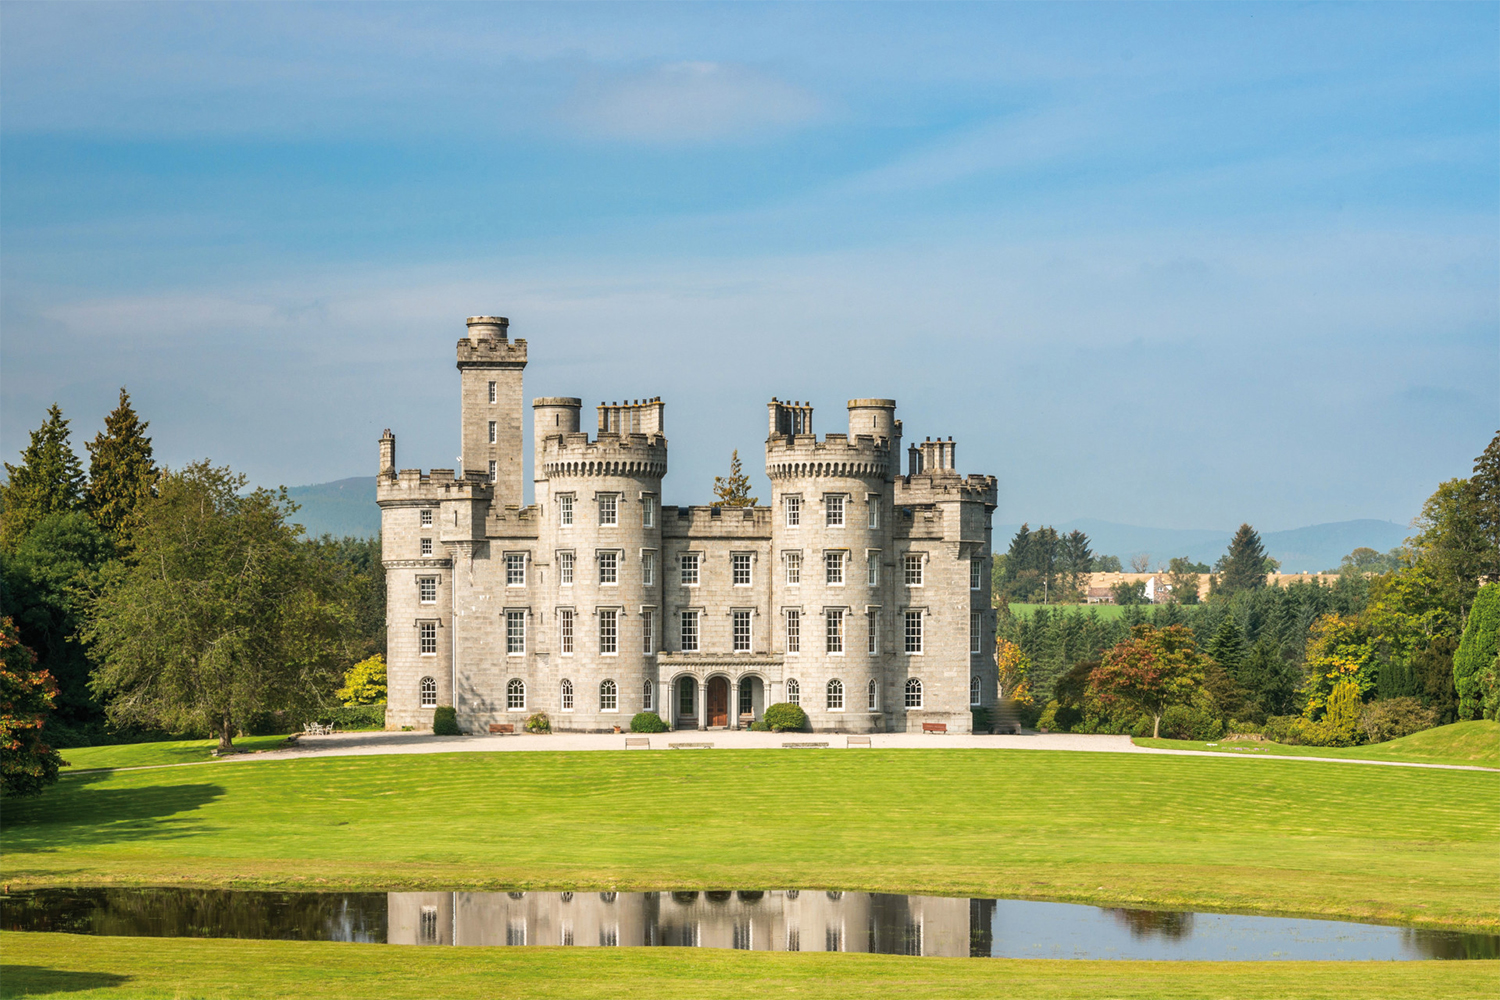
[677,677,696,727]
[706,676,730,728]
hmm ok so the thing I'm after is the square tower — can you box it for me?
[457,316,527,510]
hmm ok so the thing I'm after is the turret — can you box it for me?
[379,429,396,480]
[457,314,527,510]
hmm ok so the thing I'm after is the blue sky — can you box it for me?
[2,2,1495,532]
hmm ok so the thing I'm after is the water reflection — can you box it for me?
[4,888,1496,961]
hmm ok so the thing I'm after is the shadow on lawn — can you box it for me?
[2,773,226,848]
[0,965,130,996]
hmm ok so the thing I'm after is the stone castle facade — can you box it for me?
[379,315,998,734]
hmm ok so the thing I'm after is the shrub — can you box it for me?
[1263,715,1312,745]
[971,707,991,732]
[762,702,807,732]
[630,712,668,733]
[1455,583,1500,720]
[314,704,386,731]
[749,720,770,731]
[432,706,460,736]
[336,654,387,706]
[525,712,551,734]
[1358,697,1438,744]
[1160,702,1225,741]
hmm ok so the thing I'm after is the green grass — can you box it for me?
[3,933,1496,1000]
[5,749,1496,930]
[58,734,297,771]
[1136,720,1500,770]
[1006,603,1131,619]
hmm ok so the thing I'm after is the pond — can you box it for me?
[5,888,1496,961]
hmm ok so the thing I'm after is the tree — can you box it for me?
[337,654,387,706]
[1110,580,1148,605]
[1206,615,1247,680]
[1453,583,1500,720]
[1302,612,1376,719]
[88,462,356,752]
[1129,553,1151,573]
[1088,623,1208,739]
[711,450,758,507]
[1469,431,1500,583]
[1,405,88,551]
[1166,557,1202,605]
[1240,637,1300,718]
[1215,524,1268,596]
[1059,531,1094,598]
[85,387,158,542]
[1411,477,1487,621]
[1095,554,1123,573]
[995,638,1032,704]
[1,615,67,797]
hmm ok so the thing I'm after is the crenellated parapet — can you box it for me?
[455,335,527,371]
[764,432,891,480]
[662,504,772,539]
[541,431,668,479]
[377,467,494,507]
[896,471,998,507]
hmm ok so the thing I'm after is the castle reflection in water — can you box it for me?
[389,890,989,957]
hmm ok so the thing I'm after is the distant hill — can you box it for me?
[994,518,1411,574]
[287,477,379,539]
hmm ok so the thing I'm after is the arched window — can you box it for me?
[560,678,574,711]
[507,678,526,711]
[826,678,844,711]
[867,678,879,711]
[969,676,982,707]
[600,679,618,712]
[419,676,437,708]
[786,678,800,706]
[643,679,653,712]
[904,678,923,709]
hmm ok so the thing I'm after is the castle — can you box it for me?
[379,315,998,734]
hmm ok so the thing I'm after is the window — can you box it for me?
[786,678,801,705]
[488,460,497,483]
[680,610,700,652]
[559,608,574,655]
[970,612,982,654]
[642,495,656,528]
[642,551,655,586]
[825,551,844,586]
[785,551,801,585]
[904,554,924,586]
[970,676,982,708]
[600,679,618,712]
[506,553,526,586]
[732,553,752,586]
[488,420,497,444]
[905,678,923,709]
[420,537,433,557]
[785,609,801,654]
[559,551,574,585]
[733,610,752,652]
[642,609,655,654]
[679,553,700,586]
[971,558,983,591]
[599,550,618,585]
[867,552,880,587]
[418,576,437,604]
[488,380,497,404]
[599,494,618,526]
[506,610,526,654]
[785,495,801,527]
[561,678,574,711]
[419,622,437,655]
[420,509,433,527]
[867,609,879,654]
[825,494,845,527]
[643,679,653,712]
[826,609,844,654]
[507,678,526,711]
[826,678,844,711]
[679,677,695,716]
[420,676,437,707]
[905,611,924,654]
[868,678,879,711]
[599,609,618,654]
[868,499,880,529]
[559,495,574,526]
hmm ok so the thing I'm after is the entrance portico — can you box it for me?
[659,654,783,731]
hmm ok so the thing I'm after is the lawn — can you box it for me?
[5,748,1496,930]
[1005,603,1131,619]
[58,734,296,771]
[1135,720,1500,770]
[3,933,1496,1000]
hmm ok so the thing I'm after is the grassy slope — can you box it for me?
[3,934,1496,1000]
[59,735,296,771]
[1136,720,1500,770]
[5,749,1496,930]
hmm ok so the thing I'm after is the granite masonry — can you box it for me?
[379,315,998,734]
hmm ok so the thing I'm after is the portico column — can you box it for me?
[697,676,707,731]
[730,677,740,730]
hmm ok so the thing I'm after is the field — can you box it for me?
[3,932,1496,1000]
[1005,602,1131,619]
[5,748,1496,931]
[1136,720,1500,770]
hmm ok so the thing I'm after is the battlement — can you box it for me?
[456,336,527,370]
[765,431,890,480]
[541,430,668,479]
[598,398,664,436]
[377,467,495,505]
[896,472,998,506]
[662,505,772,538]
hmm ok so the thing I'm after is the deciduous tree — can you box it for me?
[1,405,88,551]
[0,615,66,797]
[1088,623,1208,739]
[337,654,388,706]
[1166,557,1202,605]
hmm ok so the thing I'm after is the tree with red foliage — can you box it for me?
[1,615,67,797]
[1089,623,1209,739]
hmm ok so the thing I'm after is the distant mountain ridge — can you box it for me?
[285,476,1410,572]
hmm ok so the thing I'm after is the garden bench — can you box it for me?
[624,737,651,749]
[489,723,514,734]
[303,723,333,736]
[846,735,871,747]
[922,722,948,734]
[668,742,713,750]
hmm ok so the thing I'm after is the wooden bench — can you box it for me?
[922,722,948,734]
[489,723,514,734]
[846,735,871,747]
[624,737,651,749]
[668,742,713,750]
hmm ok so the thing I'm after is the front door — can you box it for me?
[707,677,729,728]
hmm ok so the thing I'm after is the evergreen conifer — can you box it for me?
[1,405,87,551]
[711,450,758,507]
[1216,523,1269,595]
[86,388,158,542]
[1206,615,1247,680]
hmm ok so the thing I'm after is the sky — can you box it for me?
[2,1,1495,532]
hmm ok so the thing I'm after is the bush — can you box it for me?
[749,720,770,731]
[525,712,551,734]
[432,706,460,736]
[762,703,807,732]
[630,712,668,733]
[1358,697,1438,744]
[314,704,386,731]
[1263,715,1313,745]
[971,707,991,732]
[1160,702,1224,741]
